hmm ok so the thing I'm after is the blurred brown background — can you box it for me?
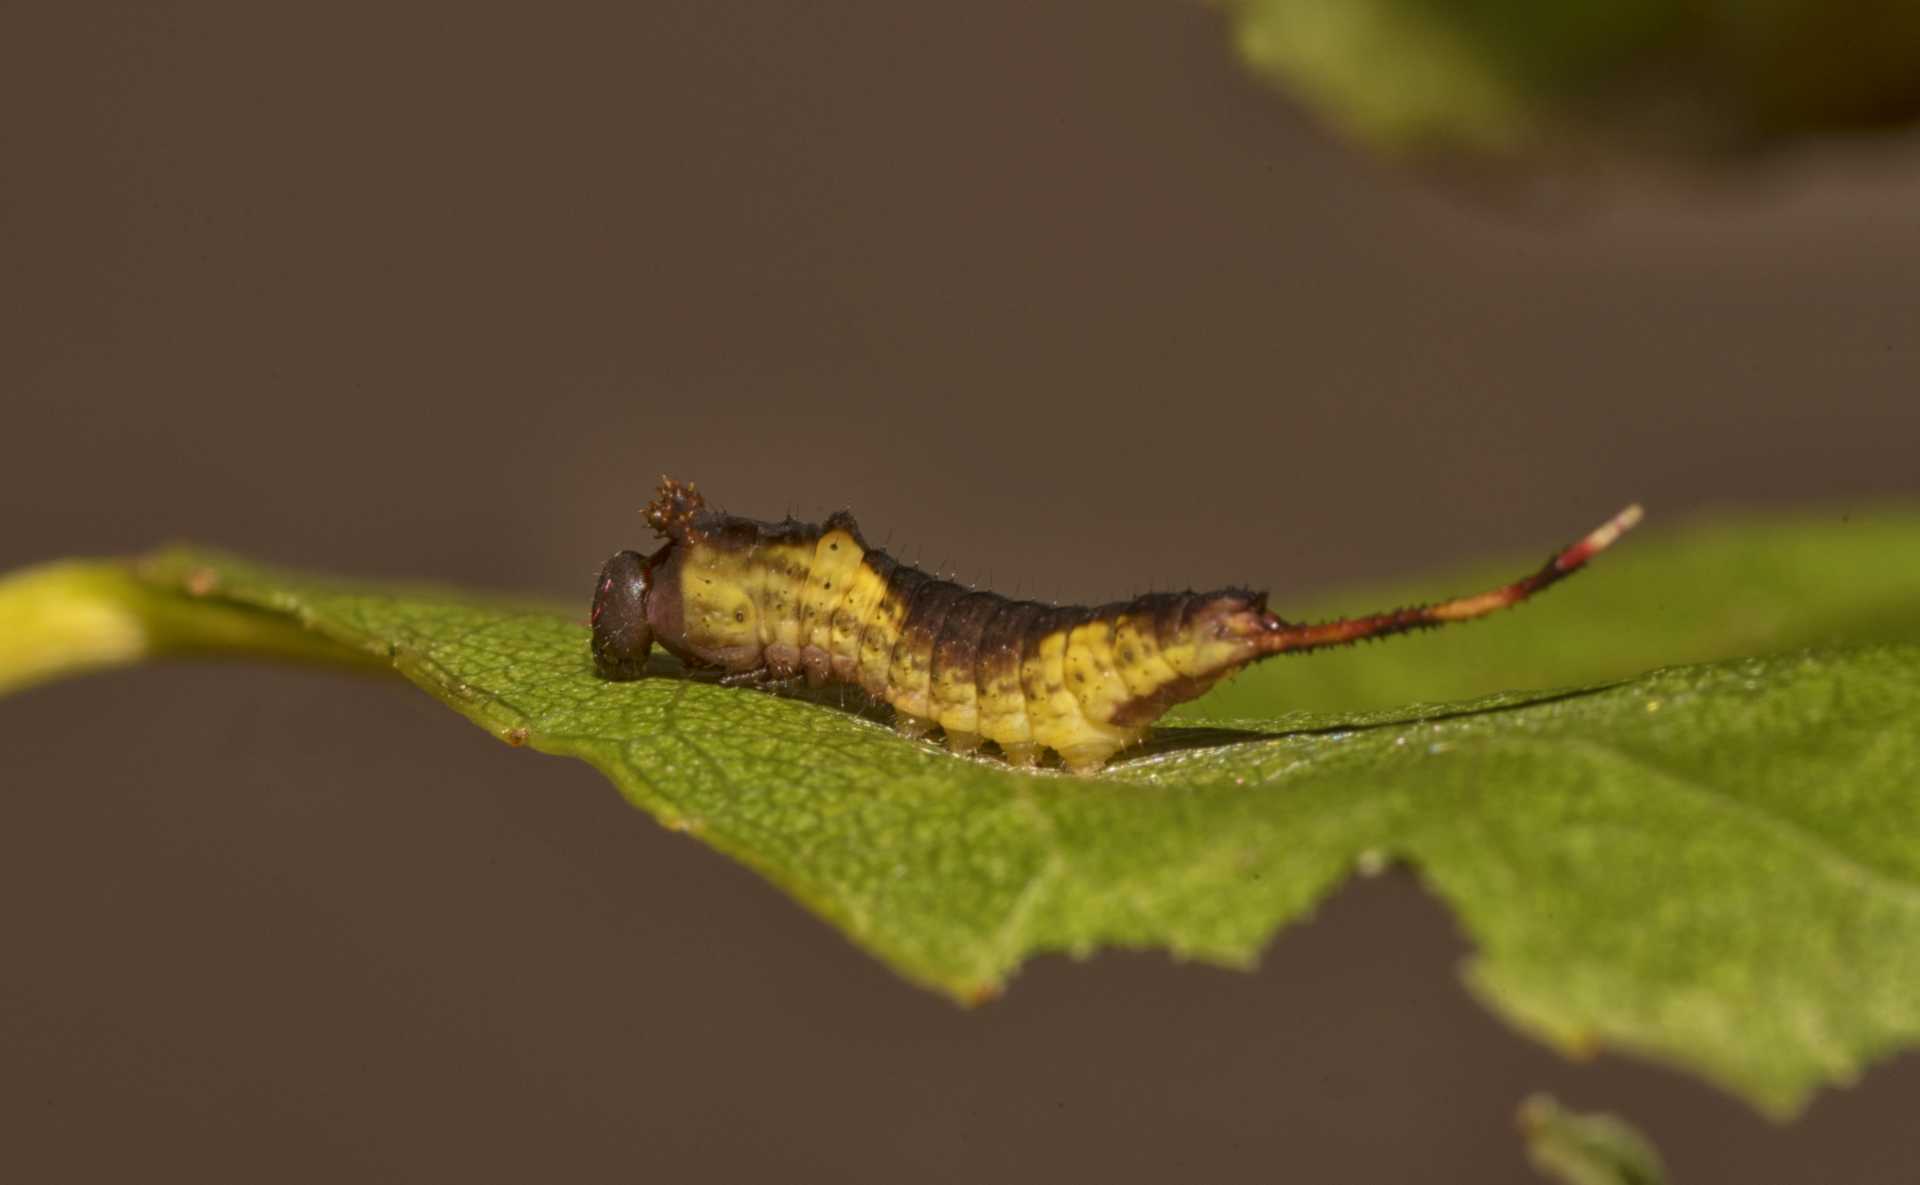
[4,2,1917,1181]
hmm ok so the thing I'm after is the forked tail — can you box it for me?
[1255,504,1644,656]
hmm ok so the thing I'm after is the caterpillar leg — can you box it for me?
[943,728,983,756]
[1057,741,1124,775]
[894,712,934,739]
[999,741,1041,769]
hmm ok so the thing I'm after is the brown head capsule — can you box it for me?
[593,477,1643,773]
[590,549,656,680]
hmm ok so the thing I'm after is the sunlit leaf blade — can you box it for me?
[4,512,1919,1118]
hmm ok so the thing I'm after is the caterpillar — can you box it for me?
[591,477,1642,774]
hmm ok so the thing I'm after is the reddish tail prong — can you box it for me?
[1257,504,1643,655]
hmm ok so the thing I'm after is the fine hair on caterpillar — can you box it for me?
[591,477,1644,774]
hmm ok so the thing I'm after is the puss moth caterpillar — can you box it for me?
[592,478,1641,773]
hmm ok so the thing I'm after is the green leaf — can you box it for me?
[1218,0,1920,158]
[4,511,1919,1119]
[1518,1094,1667,1185]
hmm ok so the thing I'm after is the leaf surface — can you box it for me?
[4,513,1919,1117]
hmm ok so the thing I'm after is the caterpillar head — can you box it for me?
[591,549,657,679]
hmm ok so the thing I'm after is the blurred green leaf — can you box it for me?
[1519,1094,1667,1185]
[5,512,1920,1118]
[1218,0,1920,157]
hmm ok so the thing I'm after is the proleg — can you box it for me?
[591,477,1643,774]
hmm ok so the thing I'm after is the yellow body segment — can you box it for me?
[799,527,864,678]
[973,683,1032,754]
[1064,617,1134,727]
[676,541,760,664]
[751,538,814,662]
[929,638,982,740]
[1020,622,1139,771]
[973,629,1035,764]
[1111,611,1183,700]
[1016,629,1072,748]
[857,581,913,698]
[829,559,891,682]
[884,615,939,721]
